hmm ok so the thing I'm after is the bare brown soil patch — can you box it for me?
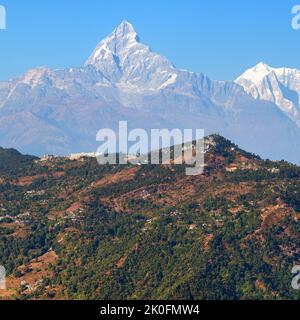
[52,171,65,178]
[204,234,213,252]
[0,250,58,300]
[94,167,138,188]
[11,174,48,186]
[116,254,128,269]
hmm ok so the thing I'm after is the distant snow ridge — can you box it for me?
[236,62,300,127]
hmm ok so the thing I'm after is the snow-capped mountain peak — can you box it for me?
[236,63,300,127]
[114,20,139,42]
[21,67,53,87]
[85,20,139,67]
[85,21,177,89]
[235,62,273,87]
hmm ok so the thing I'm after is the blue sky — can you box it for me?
[0,0,299,81]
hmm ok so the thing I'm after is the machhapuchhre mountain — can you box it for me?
[0,135,300,300]
[0,21,300,163]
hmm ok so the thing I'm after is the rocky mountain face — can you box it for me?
[0,21,300,163]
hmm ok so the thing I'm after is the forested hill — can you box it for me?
[0,147,37,174]
[0,135,300,300]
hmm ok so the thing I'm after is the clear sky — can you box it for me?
[0,0,299,81]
